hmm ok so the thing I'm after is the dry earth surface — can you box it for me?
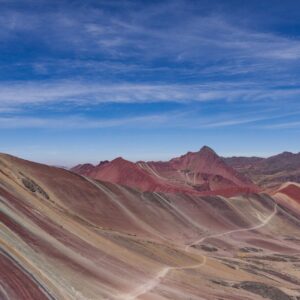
[224,151,300,189]
[1,152,300,299]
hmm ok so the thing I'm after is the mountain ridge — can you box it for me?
[71,146,257,196]
[1,151,300,299]
[224,150,300,188]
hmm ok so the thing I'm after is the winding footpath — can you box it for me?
[187,202,278,250]
[122,199,278,300]
[84,178,278,300]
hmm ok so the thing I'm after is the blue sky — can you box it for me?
[1,0,300,165]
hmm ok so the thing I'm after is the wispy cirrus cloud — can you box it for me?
[0,114,172,129]
[0,0,300,162]
[1,1,300,86]
[1,1,300,64]
[1,80,300,110]
[261,121,300,129]
[0,105,298,130]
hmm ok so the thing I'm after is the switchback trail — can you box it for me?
[122,200,278,300]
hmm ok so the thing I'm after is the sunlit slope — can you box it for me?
[1,154,300,300]
[72,146,257,196]
[273,182,300,216]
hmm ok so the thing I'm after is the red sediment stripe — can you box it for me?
[0,191,142,290]
[0,251,51,300]
[0,187,139,276]
[280,185,300,203]
[0,210,118,287]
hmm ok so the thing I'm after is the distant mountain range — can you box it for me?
[224,150,300,189]
[72,146,300,193]
[71,146,257,196]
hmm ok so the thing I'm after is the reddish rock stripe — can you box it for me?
[0,186,140,269]
[0,210,113,284]
[0,198,154,292]
[0,250,53,300]
[278,184,300,204]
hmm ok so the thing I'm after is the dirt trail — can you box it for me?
[122,256,208,300]
[85,177,278,300]
[122,201,278,300]
[122,267,170,300]
[187,203,278,250]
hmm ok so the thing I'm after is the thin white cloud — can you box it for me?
[1,2,300,63]
[1,80,300,109]
[262,121,300,129]
[0,114,171,129]
[0,107,298,130]
[0,1,300,134]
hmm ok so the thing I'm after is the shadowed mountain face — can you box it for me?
[224,151,300,189]
[72,146,258,196]
[1,153,300,299]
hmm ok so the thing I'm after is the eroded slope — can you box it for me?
[1,154,300,300]
[72,146,257,196]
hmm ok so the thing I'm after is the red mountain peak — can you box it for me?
[71,146,258,196]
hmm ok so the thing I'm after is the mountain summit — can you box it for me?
[71,146,257,196]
